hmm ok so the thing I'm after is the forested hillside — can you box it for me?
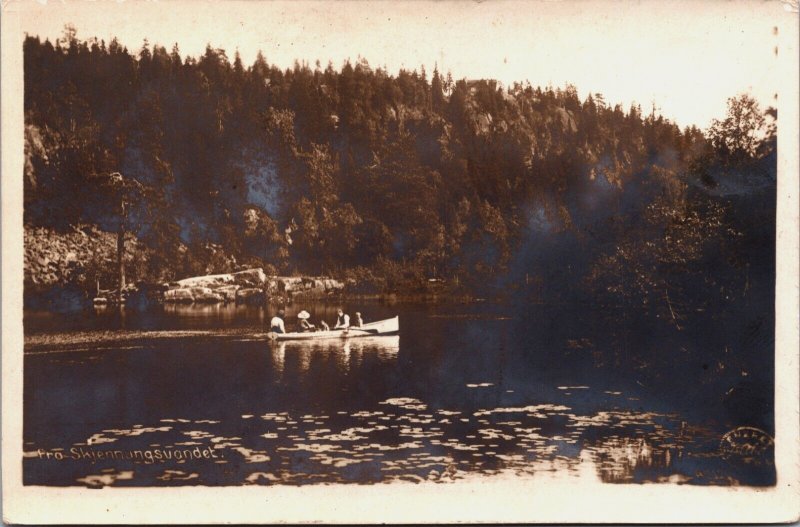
[23,31,776,322]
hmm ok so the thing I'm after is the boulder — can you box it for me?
[266,279,280,295]
[324,279,345,291]
[236,287,265,304]
[279,277,303,293]
[194,290,224,303]
[189,286,215,297]
[176,273,235,289]
[232,268,267,287]
[164,289,194,303]
[216,284,240,302]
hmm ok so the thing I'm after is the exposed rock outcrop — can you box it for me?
[164,288,194,303]
[162,268,344,305]
[216,285,240,302]
[176,273,235,289]
[24,224,145,291]
[196,292,225,303]
[235,287,265,304]
[232,268,267,287]
[25,230,348,306]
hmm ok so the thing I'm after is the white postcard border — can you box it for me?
[2,1,798,523]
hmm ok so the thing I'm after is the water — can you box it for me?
[23,301,774,487]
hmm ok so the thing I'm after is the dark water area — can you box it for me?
[23,301,775,487]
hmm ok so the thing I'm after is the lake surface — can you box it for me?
[23,301,774,487]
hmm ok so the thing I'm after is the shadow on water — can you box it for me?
[23,301,774,487]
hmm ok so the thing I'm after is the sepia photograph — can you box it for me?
[2,0,798,523]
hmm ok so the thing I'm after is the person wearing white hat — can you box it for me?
[297,310,315,332]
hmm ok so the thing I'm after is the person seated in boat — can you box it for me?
[352,312,364,328]
[270,309,286,334]
[297,310,315,332]
[320,320,330,331]
[334,309,350,329]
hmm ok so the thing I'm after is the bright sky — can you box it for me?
[12,0,788,128]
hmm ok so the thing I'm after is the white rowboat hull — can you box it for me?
[271,316,399,341]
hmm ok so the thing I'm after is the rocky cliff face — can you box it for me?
[24,225,146,292]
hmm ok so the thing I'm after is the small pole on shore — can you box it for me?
[117,198,127,305]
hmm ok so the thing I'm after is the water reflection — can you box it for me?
[158,303,381,333]
[23,303,774,488]
[276,336,399,357]
[27,301,398,336]
[592,436,659,483]
[274,336,400,376]
[271,345,285,377]
[23,379,773,487]
[162,302,259,322]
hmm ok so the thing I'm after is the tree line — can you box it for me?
[23,29,776,323]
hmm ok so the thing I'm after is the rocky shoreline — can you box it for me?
[23,225,460,312]
[24,225,348,311]
[93,268,345,307]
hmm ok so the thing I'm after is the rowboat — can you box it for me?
[270,316,399,341]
